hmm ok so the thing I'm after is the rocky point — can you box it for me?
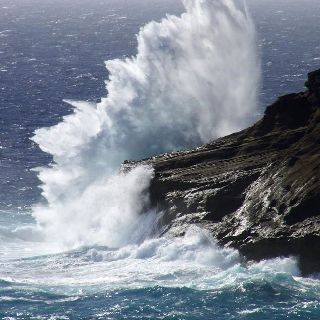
[124,69,320,275]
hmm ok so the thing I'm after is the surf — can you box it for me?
[30,0,260,250]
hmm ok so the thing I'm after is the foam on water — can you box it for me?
[0,227,302,293]
[1,224,319,318]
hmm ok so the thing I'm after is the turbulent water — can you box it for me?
[2,226,320,319]
[1,0,320,318]
[31,0,259,250]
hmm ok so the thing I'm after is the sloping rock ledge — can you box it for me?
[124,69,320,276]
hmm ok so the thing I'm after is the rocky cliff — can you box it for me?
[125,69,320,275]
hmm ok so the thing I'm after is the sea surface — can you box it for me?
[1,0,320,318]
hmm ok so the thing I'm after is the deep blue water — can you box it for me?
[1,0,320,318]
[1,284,320,319]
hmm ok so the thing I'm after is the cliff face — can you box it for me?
[125,69,320,275]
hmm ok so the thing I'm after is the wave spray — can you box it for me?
[32,0,260,249]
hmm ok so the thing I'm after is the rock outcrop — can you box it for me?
[124,69,320,275]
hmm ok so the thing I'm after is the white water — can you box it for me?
[31,165,159,249]
[0,227,303,295]
[30,0,260,250]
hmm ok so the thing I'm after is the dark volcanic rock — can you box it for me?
[124,69,320,275]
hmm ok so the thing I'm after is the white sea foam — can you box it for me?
[249,257,301,276]
[0,227,304,293]
[31,0,260,249]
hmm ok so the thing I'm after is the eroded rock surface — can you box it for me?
[124,69,320,275]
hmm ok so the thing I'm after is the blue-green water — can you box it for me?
[1,224,320,319]
[1,0,320,318]
[2,281,320,319]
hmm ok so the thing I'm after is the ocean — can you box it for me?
[1,0,320,318]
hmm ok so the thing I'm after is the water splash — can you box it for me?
[0,227,301,292]
[32,166,158,249]
[32,0,260,248]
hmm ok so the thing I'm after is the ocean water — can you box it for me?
[1,0,320,318]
